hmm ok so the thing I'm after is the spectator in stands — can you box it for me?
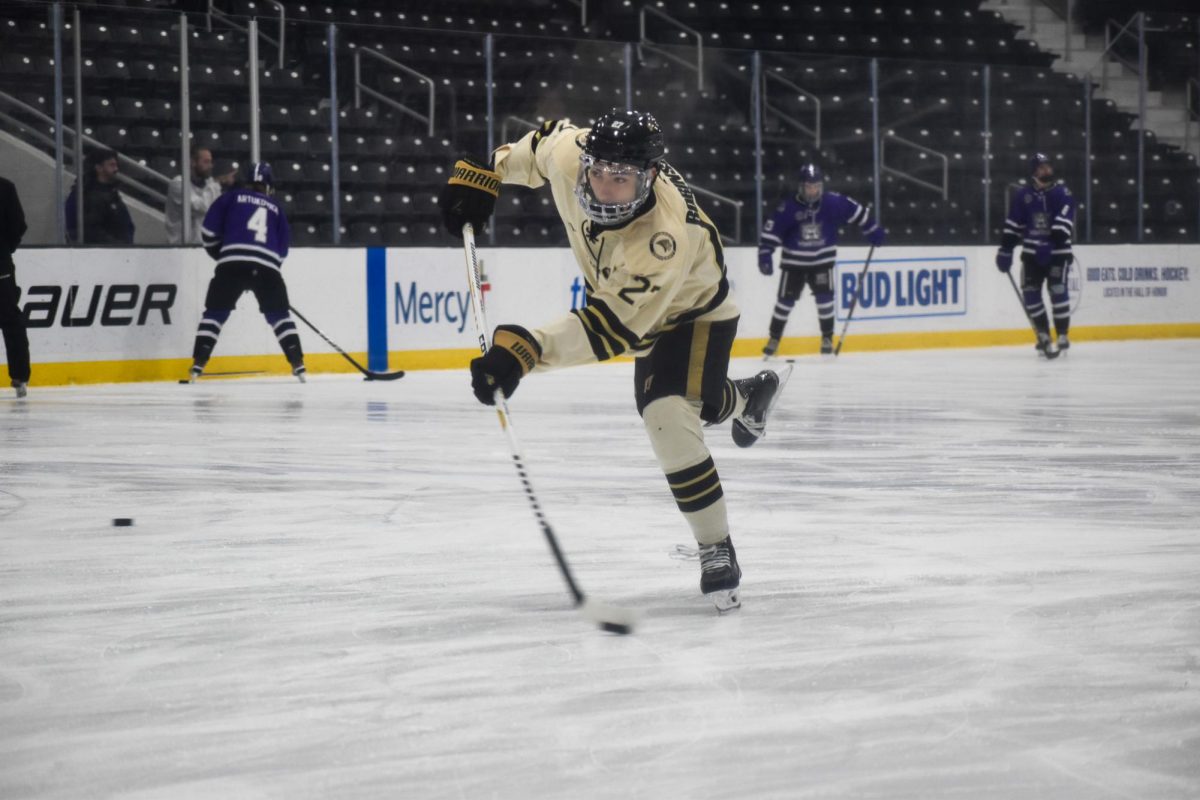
[165,146,221,244]
[0,175,30,398]
[65,148,135,245]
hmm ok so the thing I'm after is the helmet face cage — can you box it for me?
[574,110,664,225]
[575,154,656,226]
[1030,153,1053,185]
[798,163,823,204]
[801,178,823,204]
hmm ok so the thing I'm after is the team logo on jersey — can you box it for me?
[1032,212,1049,232]
[649,231,676,260]
[801,223,823,243]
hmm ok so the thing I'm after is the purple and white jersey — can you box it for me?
[1003,183,1075,258]
[200,187,291,269]
[759,191,879,269]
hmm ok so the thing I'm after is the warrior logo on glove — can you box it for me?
[470,324,541,405]
[449,160,501,196]
[440,158,501,238]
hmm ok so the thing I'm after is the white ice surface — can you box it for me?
[1,342,1198,799]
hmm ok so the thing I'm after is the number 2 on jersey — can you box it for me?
[246,207,269,243]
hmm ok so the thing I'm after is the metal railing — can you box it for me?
[207,0,286,70]
[3,2,1194,247]
[638,6,704,91]
[762,70,821,148]
[1099,14,1142,92]
[0,91,170,207]
[881,132,949,200]
[354,48,436,137]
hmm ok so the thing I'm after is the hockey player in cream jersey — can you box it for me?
[440,110,783,611]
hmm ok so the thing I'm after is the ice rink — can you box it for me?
[2,341,1198,799]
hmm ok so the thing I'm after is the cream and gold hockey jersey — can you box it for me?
[491,120,739,370]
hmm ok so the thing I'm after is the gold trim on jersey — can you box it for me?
[686,321,711,401]
[572,297,641,361]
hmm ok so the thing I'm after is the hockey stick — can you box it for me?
[1005,271,1059,359]
[833,245,876,356]
[177,370,265,384]
[461,222,636,635]
[288,305,406,380]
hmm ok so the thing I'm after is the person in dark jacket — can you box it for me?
[0,175,30,397]
[65,148,135,245]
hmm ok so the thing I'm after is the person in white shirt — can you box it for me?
[165,146,221,244]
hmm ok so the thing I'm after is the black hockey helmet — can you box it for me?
[581,109,666,170]
[575,109,665,225]
[797,162,824,204]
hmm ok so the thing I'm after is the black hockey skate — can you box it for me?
[292,363,307,383]
[186,363,204,384]
[12,381,27,399]
[762,337,780,358]
[1035,332,1060,360]
[731,370,780,448]
[820,335,833,355]
[699,536,741,611]
[1057,333,1070,353]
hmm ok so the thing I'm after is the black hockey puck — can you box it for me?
[599,621,633,635]
[112,518,134,527]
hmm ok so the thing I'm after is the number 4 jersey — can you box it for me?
[200,188,291,269]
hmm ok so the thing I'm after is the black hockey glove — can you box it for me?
[440,157,501,238]
[470,324,541,405]
[995,249,1013,273]
[757,248,774,276]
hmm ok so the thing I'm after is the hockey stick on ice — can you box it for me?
[833,245,875,356]
[462,222,636,635]
[288,305,406,380]
[176,370,266,384]
[1005,271,1059,359]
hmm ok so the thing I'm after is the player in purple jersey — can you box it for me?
[995,153,1077,357]
[757,164,884,356]
[187,162,306,382]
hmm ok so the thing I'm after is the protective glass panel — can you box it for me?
[629,41,757,247]
[328,17,484,246]
[72,3,190,246]
[263,16,334,245]
[488,34,629,246]
[1139,11,1198,243]
[760,53,876,242]
[0,1,64,244]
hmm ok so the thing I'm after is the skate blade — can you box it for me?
[709,589,741,612]
[731,420,763,448]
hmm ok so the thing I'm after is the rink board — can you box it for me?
[5,243,1199,385]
